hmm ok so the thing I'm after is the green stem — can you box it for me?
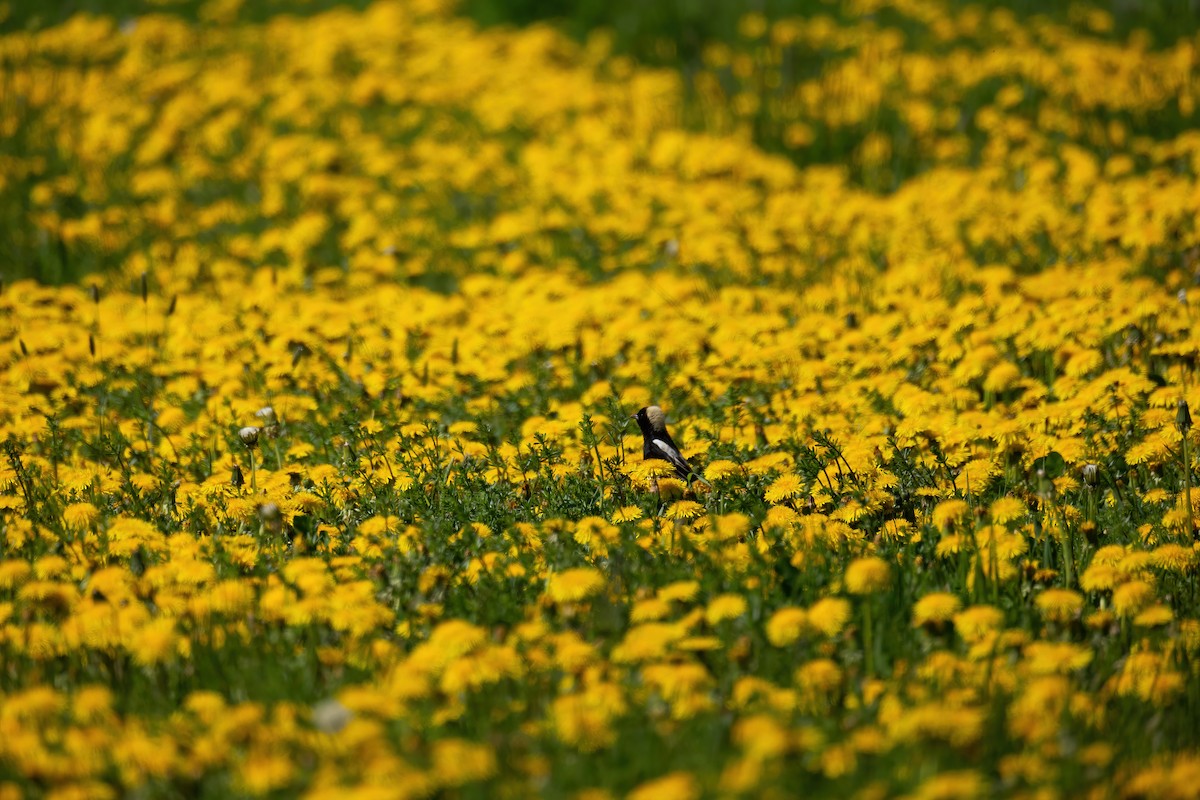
[1184,434,1194,541]
[863,600,874,678]
[1057,504,1075,588]
[250,450,258,494]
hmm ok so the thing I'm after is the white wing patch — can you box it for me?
[652,438,691,474]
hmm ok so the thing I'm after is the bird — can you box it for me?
[632,405,701,483]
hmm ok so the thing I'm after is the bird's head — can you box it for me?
[633,405,667,434]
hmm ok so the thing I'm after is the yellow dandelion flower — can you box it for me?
[913,769,986,800]
[631,598,672,623]
[1008,675,1070,743]
[732,714,789,759]
[1152,543,1195,572]
[62,502,101,531]
[912,592,962,628]
[1112,579,1155,618]
[553,633,597,673]
[763,504,800,532]
[705,594,747,625]
[712,513,751,542]
[1034,588,1084,623]
[764,473,805,503]
[935,534,966,558]
[1117,551,1156,578]
[953,605,1004,644]
[677,636,721,651]
[0,561,31,589]
[931,499,970,529]
[744,452,792,476]
[552,683,626,752]
[611,505,643,523]
[1023,642,1093,674]
[1125,436,1169,466]
[431,739,497,787]
[628,460,678,483]
[704,460,741,481]
[408,620,486,673]
[237,748,294,795]
[128,617,179,667]
[989,496,1026,524]
[663,500,704,521]
[1085,609,1117,631]
[1133,604,1174,628]
[795,658,842,694]
[1092,545,1129,565]
[1182,619,1200,652]
[1080,561,1119,592]
[658,580,700,603]
[628,772,698,800]
[806,597,851,637]
[612,622,685,663]
[1107,652,1184,704]
[546,568,606,604]
[844,557,891,595]
[765,607,808,647]
[1124,753,1200,798]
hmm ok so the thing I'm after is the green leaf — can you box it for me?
[1033,451,1065,480]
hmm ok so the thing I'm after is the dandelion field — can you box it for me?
[3,0,1200,797]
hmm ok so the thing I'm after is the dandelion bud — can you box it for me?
[255,406,277,425]
[1177,400,1193,435]
[89,284,100,304]
[239,426,261,448]
[312,698,352,733]
[1082,463,1098,486]
[258,501,282,533]
[231,464,245,488]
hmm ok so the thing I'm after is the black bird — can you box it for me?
[633,405,700,482]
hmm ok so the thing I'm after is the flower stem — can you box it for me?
[863,600,874,678]
[1184,433,1194,542]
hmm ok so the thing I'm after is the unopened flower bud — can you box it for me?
[231,464,245,488]
[258,501,282,532]
[312,698,352,733]
[1177,400,1193,435]
[255,406,277,425]
[239,426,261,448]
[1081,463,1098,486]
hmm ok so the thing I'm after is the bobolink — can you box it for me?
[633,405,701,482]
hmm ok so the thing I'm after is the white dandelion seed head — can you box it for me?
[238,426,261,447]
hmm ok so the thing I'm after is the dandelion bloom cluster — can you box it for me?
[0,0,1199,797]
